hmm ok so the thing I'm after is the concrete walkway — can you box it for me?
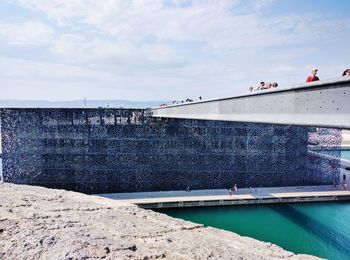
[98,185,350,208]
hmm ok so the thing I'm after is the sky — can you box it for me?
[0,0,350,101]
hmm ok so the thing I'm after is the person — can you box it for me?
[233,183,237,193]
[229,183,236,195]
[250,82,265,91]
[263,82,278,89]
[306,68,319,82]
[185,186,191,192]
[257,81,265,90]
[342,69,350,76]
[262,82,272,90]
[341,181,347,190]
[251,82,278,92]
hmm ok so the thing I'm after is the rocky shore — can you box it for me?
[0,183,318,259]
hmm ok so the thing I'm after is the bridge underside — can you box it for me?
[151,78,350,129]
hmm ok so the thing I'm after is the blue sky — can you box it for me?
[0,0,349,101]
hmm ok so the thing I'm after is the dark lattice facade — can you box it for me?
[0,108,341,193]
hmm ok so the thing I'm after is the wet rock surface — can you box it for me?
[0,183,318,259]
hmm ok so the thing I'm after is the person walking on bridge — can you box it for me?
[342,69,350,76]
[306,68,319,82]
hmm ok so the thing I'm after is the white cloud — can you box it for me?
[270,65,295,73]
[0,57,115,81]
[0,0,349,100]
[8,1,350,53]
[6,1,304,48]
[0,21,53,46]
[47,33,185,65]
[253,0,276,11]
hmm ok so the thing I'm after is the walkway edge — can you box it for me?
[128,190,350,209]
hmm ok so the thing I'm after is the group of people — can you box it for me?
[306,68,350,82]
[164,68,350,104]
[249,68,350,92]
[162,97,203,107]
[249,82,278,92]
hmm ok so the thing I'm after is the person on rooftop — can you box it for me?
[342,69,350,76]
[253,81,265,91]
[256,82,278,91]
[306,68,319,82]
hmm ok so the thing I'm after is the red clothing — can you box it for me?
[306,75,319,82]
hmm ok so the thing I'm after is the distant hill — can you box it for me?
[0,99,168,109]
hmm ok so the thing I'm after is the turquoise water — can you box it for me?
[157,202,350,260]
[316,149,350,160]
[342,150,350,160]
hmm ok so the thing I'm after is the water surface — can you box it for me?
[342,150,350,160]
[157,202,350,260]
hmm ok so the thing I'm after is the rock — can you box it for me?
[0,183,320,259]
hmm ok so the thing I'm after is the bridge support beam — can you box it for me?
[151,78,350,129]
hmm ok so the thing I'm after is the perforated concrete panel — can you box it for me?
[0,108,342,193]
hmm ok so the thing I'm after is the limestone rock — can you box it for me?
[0,183,319,259]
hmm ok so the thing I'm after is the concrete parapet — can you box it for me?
[152,77,350,129]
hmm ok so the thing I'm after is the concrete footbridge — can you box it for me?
[151,77,350,129]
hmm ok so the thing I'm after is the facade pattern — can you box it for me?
[0,108,341,193]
